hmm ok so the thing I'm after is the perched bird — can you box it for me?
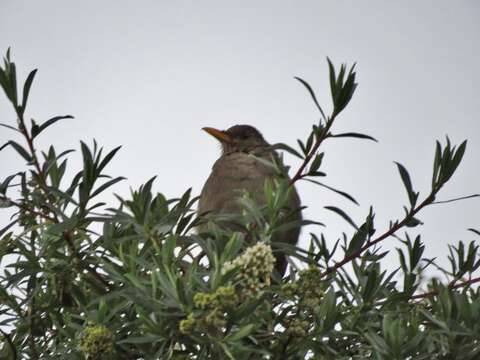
[198,125,302,276]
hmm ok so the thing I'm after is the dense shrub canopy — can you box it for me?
[0,50,479,359]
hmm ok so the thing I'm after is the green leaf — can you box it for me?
[336,64,346,92]
[405,216,422,228]
[0,69,9,98]
[330,132,377,142]
[80,141,94,184]
[8,62,18,107]
[225,324,255,342]
[303,178,358,205]
[0,123,20,132]
[318,288,337,331]
[32,115,73,139]
[0,141,32,162]
[432,194,480,205]
[468,228,480,236]
[409,235,424,270]
[221,233,244,263]
[21,68,37,111]
[270,143,304,159]
[308,153,324,174]
[395,162,417,208]
[0,220,16,237]
[449,140,467,179]
[346,223,368,256]
[335,66,357,115]
[90,176,125,198]
[0,172,22,195]
[396,248,408,272]
[324,205,358,230]
[274,219,324,233]
[432,140,442,188]
[97,146,122,174]
[297,139,307,156]
[419,309,449,331]
[327,57,337,101]
[305,131,314,154]
[117,335,163,344]
[294,76,326,120]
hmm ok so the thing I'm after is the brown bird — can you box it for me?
[198,125,302,276]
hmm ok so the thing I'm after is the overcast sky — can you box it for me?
[1,1,479,278]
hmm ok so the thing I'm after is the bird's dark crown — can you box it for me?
[225,125,265,141]
[222,125,268,154]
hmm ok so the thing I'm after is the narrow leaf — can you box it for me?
[32,115,73,139]
[303,178,359,205]
[270,143,304,159]
[395,162,416,207]
[432,140,442,188]
[21,69,37,110]
[294,76,326,120]
[90,177,126,198]
[330,132,377,142]
[450,140,467,177]
[468,228,480,236]
[327,57,337,102]
[324,205,358,229]
[0,123,20,133]
[226,324,255,342]
[97,146,122,174]
[1,141,31,161]
[0,220,17,237]
[346,224,368,256]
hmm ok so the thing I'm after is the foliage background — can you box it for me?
[1,1,479,277]
[1,48,479,359]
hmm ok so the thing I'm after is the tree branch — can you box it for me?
[410,276,480,300]
[289,119,334,186]
[2,197,56,222]
[320,193,435,278]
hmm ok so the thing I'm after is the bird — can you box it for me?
[198,124,302,276]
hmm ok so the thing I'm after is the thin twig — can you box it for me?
[410,276,480,300]
[27,231,39,360]
[2,197,56,222]
[289,119,334,186]
[16,111,44,181]
[320,193,435,278]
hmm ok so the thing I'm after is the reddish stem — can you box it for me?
[410,276,480,300]
[320,194,435,279]
[289,119,334,186]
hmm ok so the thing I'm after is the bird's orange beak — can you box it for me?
[202,127,233,144]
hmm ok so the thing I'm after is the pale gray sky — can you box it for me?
[1,1,479,277]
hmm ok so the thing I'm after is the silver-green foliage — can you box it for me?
[0,49,479,359]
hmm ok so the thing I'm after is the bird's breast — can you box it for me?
[198,152,275,215]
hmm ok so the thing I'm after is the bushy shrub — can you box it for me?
[0,50,479,359]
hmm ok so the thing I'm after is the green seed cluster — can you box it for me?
[282,267,324,310]
[77,324,115,359]
[279,267,325,338]
[193,286,238,310]
[297,267,325,309]
[180,286,238,335]
[285,318,310,337]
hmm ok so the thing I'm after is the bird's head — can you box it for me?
[202,125,268,154]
